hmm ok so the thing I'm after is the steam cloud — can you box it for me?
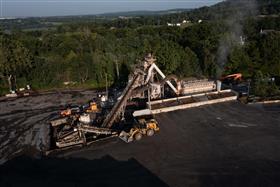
[216,0,258,77]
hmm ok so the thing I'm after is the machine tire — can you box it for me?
[147,129,155,137]
[134,132,142,141]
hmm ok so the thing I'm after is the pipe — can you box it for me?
[145,63,178,95]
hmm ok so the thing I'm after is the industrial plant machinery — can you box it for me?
[49,54,178,149]
[49,54,233,150]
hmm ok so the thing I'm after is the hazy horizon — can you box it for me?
[0,0,224,18]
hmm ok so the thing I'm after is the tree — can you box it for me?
[251,71,279,97]
[260,32,280,76]
[177,47,201,77]
[154,40,184,75]
[226,46,252,77]
[0,34,33,91]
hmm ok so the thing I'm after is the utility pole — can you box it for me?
[105,73,108,99]
[115,60,119,80]
[247,79,251,96]
[148,87,151,110]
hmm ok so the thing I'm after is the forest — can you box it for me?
[0,0,280,96]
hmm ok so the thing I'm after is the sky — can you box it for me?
[0,0,224,17]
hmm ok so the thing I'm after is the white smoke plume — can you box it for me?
[216,0,258,77]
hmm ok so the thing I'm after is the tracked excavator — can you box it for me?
[49,54,179,149]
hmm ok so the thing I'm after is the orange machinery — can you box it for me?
[220,73,242,84]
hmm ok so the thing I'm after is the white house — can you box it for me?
[167,23,175,26]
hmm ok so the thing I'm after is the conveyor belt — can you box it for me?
[101,74,140,128]
[78,125,114,135]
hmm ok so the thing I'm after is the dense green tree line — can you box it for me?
[0,0,280,96]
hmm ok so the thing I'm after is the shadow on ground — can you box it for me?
[0,155,169,187]
[181,159,280,187]
[2,155,280,187]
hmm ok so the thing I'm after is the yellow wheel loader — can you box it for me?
[119,118,159,143]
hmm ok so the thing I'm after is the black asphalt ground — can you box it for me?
[0,95,280,186]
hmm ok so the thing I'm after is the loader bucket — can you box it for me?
[119,131,134,143]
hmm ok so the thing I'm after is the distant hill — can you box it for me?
[1,0,279,31]
[184,0,280,20]
[96,9,191,17]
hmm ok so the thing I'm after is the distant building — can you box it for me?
[183,20,191,24]
[167,23,175,27]
[118,16,132,20]
[167,19,190,27]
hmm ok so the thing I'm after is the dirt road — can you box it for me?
[0,92,280,187]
